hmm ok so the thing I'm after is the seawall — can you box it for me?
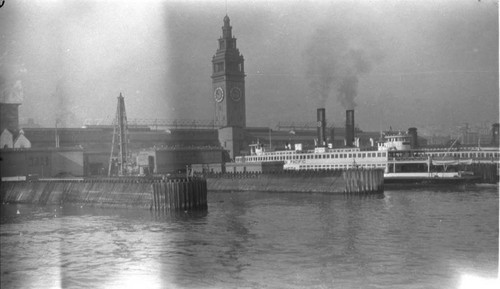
[206,169,384,194]
[0,178,208,211]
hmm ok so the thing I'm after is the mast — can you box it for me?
[108,93,129,176]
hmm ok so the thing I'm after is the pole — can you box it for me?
[55,119,59,148]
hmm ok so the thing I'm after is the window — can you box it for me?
[215,62,224,72]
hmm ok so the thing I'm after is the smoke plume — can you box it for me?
[304,24,381,110]
[0,62,26,104]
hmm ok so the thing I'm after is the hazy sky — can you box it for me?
[0,0,498,134]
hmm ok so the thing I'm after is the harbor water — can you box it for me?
[1,186,498,289]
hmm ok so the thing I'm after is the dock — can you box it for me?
[0,177,208,211]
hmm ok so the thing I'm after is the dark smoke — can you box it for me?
[338,75,358,109]
[303,25,381,110]
[337,48,373,109]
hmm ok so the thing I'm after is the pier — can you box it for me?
[0,177,208,211]
[204,168,384,194]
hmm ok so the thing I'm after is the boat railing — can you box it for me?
[390,156,428,161]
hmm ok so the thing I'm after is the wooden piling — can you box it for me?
[343,169,384,195]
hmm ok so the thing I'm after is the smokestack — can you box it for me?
[491,123,499,146]
[345,110,355,147]
[317,108,326,147]
[408,127,418,149]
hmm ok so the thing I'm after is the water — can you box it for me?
[1,186,498,289]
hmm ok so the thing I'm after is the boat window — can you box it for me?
[362,153,366,158]
[348,153,352,158]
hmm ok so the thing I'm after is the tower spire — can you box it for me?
[222,15,232,39]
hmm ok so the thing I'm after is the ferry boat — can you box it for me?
[235,130,499,183]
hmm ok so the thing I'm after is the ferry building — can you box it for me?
[1,15,497,178]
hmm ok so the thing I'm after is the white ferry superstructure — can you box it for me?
[235,131,500,177]
[236,143,387,171]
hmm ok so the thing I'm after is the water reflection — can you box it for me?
[0,187,498,289]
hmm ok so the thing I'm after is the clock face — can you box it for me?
[230,87,242,102]
[214,87,224,103]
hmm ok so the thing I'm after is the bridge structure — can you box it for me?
[84,118,217,130]
[273,121,338,131]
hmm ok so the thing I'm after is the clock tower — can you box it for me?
[212,15,246,159]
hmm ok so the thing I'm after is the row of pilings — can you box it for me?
[151,178,208,212]
[462,163,499,184]
[343,169,384,194]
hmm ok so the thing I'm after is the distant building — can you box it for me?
[152,147,226,174]
[1,129,31,149]
[0,147,84,178]
[13,129,31,149]
[0,129,14,149]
